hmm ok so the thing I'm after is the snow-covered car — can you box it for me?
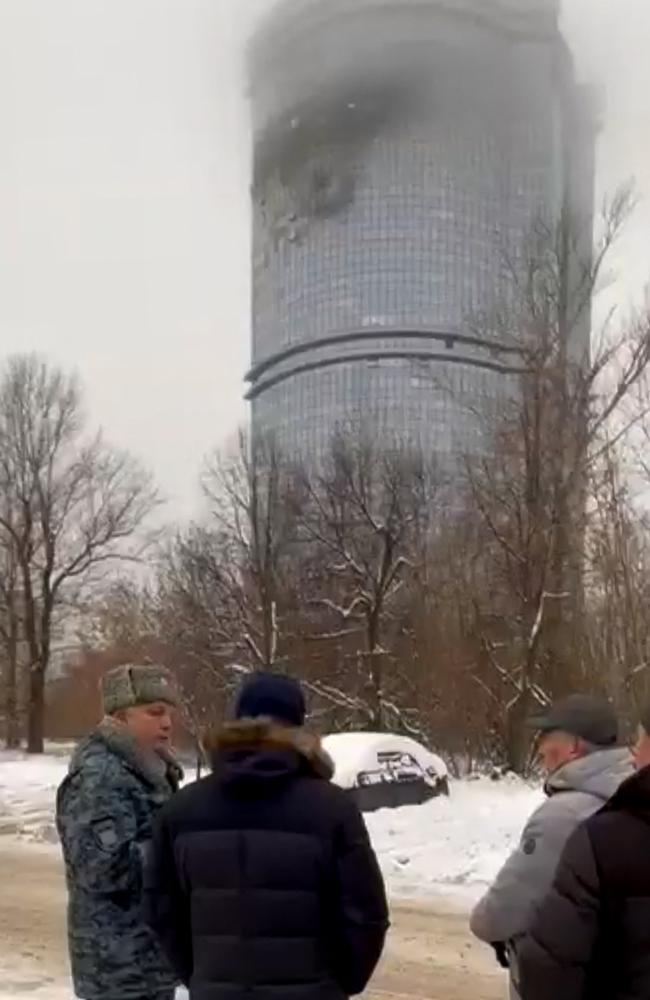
[323,732,449,812]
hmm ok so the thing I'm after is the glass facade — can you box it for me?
[247,0,594,462]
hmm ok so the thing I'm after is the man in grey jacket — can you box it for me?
[470,695,632,1000]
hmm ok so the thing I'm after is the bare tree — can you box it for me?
[143,430,306,739]
[297,431,442,733]
[88,577,158,653]
[156,527,235,668]
[585,446,650,720]
[0,355,159,753]
[150,429,447,742]
[201,429,303,669]
[0,499,21,748]
[463,191,650,770]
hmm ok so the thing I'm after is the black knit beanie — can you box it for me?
[234,673,306,728]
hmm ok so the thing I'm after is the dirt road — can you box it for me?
[0,840,506,1000]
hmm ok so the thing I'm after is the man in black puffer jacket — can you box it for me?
[519,703,650,1000]
[146,673,389,1000]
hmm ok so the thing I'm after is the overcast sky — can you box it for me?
[0,0,648,517]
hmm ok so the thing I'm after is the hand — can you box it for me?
[492,942,509,969]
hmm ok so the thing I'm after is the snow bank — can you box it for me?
[0,750,541,901]
[366,775,543,901]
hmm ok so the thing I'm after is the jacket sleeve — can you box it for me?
[56,768,142,897]
[518,824,601,1000]
[144,808,193,986]
[332,797,390,996]
[470,797,580,945]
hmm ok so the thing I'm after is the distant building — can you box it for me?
[246,0,596,462]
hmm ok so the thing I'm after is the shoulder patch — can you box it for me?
[523,837,537,856]
[93,819,119,852]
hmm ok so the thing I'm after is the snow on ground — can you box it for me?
[366,775,542,901]
[0,976,71,1000]
[0,749,542,901]
[0,973,189,1000]
[0,750,68,842]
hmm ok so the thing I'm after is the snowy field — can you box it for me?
[0,749,542,900]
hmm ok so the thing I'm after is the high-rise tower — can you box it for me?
[246,0,595,460]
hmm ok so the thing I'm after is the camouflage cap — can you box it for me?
[101,664,179,715]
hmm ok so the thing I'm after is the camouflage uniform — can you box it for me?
[56,719,182,1000]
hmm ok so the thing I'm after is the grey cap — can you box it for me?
[101,664,179,716]
[529,694,618,747]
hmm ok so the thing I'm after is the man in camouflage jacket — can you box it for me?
[56,664,182,1000]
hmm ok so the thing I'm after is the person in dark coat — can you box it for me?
[519,704,650,1000]
[56,664,182,1000]
[146,672,389,1000]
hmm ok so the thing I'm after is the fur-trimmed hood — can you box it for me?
[204,717,334,784]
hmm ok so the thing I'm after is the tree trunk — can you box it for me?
[22,571,47,754]
[365,610,384,730]
[368,652,383,730]
[26,666,45,754]
[4,645,20,750]
[505,686,534,775]
[4,598,20,749]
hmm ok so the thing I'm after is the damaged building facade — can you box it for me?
[246,0,596,462]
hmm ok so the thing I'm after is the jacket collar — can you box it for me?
[204,717,335,781]
[93,717,183,792]
[545,746,632,800]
